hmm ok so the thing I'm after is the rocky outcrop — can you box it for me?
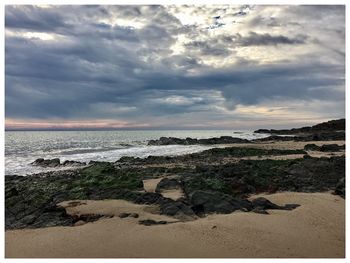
[148,136,250,145]
[31,158,61,167]
[188,191,299,216]
[304,144,321,151]
[319,144,345,152]
[189,190,252,215]
[304,143,345,152]
[31,158,86,168]
[253,131,345,142]
[6,149,345,230]
[254,119,345,136]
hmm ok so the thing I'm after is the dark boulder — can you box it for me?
[155,178,182,193]
[158,199,195,218]
[333,177,345,198]
[31,158,61,167]
[304,144,321,151]
[62,160,86,166]
[134,192,164,205]
[251,197,283,209]
[189,190,252,215]
[320,144,345,152]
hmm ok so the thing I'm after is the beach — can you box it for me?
[6,192,345,258]
[5,120,346,258]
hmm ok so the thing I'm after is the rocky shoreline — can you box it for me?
[5,119,346,230]
[147,119,345,146]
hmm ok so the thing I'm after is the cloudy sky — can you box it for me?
[5,5,345,130]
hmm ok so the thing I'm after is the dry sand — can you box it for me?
[5,192,344,258]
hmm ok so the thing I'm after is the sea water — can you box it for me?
[5,130,269,175]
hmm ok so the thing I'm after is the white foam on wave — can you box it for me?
[5,130,271,176]
[5,144,213,176]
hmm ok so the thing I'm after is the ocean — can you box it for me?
[5,130,269,176]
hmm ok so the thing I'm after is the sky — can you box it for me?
[5,5,345,130]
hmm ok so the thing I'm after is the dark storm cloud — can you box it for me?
[5,5,345,127]
[5,5,67,31]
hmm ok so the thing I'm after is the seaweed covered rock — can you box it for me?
[304,144,345,152]
[148,136,249,145]
[320,144,345,152]
[304,144,321,151]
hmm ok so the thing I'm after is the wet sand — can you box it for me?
[5,192,345,258]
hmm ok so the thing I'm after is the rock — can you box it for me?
[32,158,44,164]
[129,213,139,218]
[148,136,249,146]
[283,204,301,210]
[5,187,19,198]
[134,192,163,205]
[118,213,131,218]
[155,178,181,193]
[333,177,345,198]
[118,212,139,218]
[304,144,320,151]
[75,213,107,223]
[253,132,345,142]
[30,205,74,228]
[251,197,283,210]
[254,119,345,134]
[303,154,312,159]
[118,156,138,163]
[31,158,61,167]
[62,160,86,166]
[189,190,252,215]
[251,197,300,211]
[320,144,345,152]
[138,219,168,226]
[158,199,195,218]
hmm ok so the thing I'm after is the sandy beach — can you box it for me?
[5,192,345,258]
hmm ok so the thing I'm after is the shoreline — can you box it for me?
[5,124,346,258]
